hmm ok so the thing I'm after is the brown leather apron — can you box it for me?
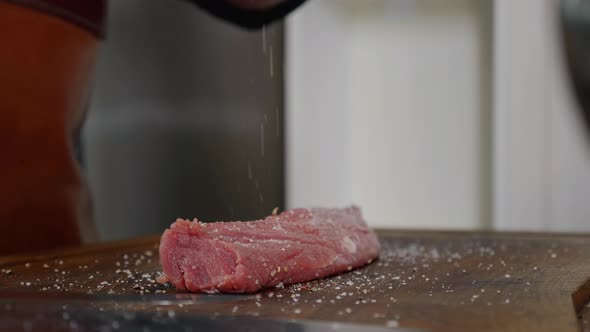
[0,0,106,254]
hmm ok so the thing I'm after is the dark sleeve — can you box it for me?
[185,0,307,29]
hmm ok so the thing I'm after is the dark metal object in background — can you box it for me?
[561,0,590,133]
[187,0,307,29]
[83,0,284,240]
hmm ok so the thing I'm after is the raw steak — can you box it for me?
[158,206,381,293]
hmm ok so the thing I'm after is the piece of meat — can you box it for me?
[158,206,381,293]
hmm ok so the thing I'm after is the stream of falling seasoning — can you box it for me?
[245,24,280,209]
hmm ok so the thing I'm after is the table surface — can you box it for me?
[0,229,589,332]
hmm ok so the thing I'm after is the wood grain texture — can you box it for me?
[0,230,589,332]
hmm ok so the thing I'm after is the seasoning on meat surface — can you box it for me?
[158,206,381,293]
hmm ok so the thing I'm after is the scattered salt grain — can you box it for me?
[386,320,399,328]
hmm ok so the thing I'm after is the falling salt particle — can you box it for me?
[504,274,511,278]
[42,264,49,268]
[247,160,253,180]
[262,25,267,55]
[275,282,284,289]
[261,123,265,157]
[275,107,280,137]
[25,282,31,286]
[345,308,352,314]
[550,253,557,258]
[505,299,510,304]
[347,266,352,271]
[294,308,302,314]
[25,263,30,268]
[269,45,274,78]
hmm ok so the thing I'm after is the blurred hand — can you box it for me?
[225,0,284,10]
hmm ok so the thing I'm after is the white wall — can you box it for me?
[286,0,590,232]
[286,0,492,229]
[494,0,590,232]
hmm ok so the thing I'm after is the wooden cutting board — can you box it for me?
[0,230,589,332]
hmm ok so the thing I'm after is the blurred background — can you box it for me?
[83,0,590,241]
